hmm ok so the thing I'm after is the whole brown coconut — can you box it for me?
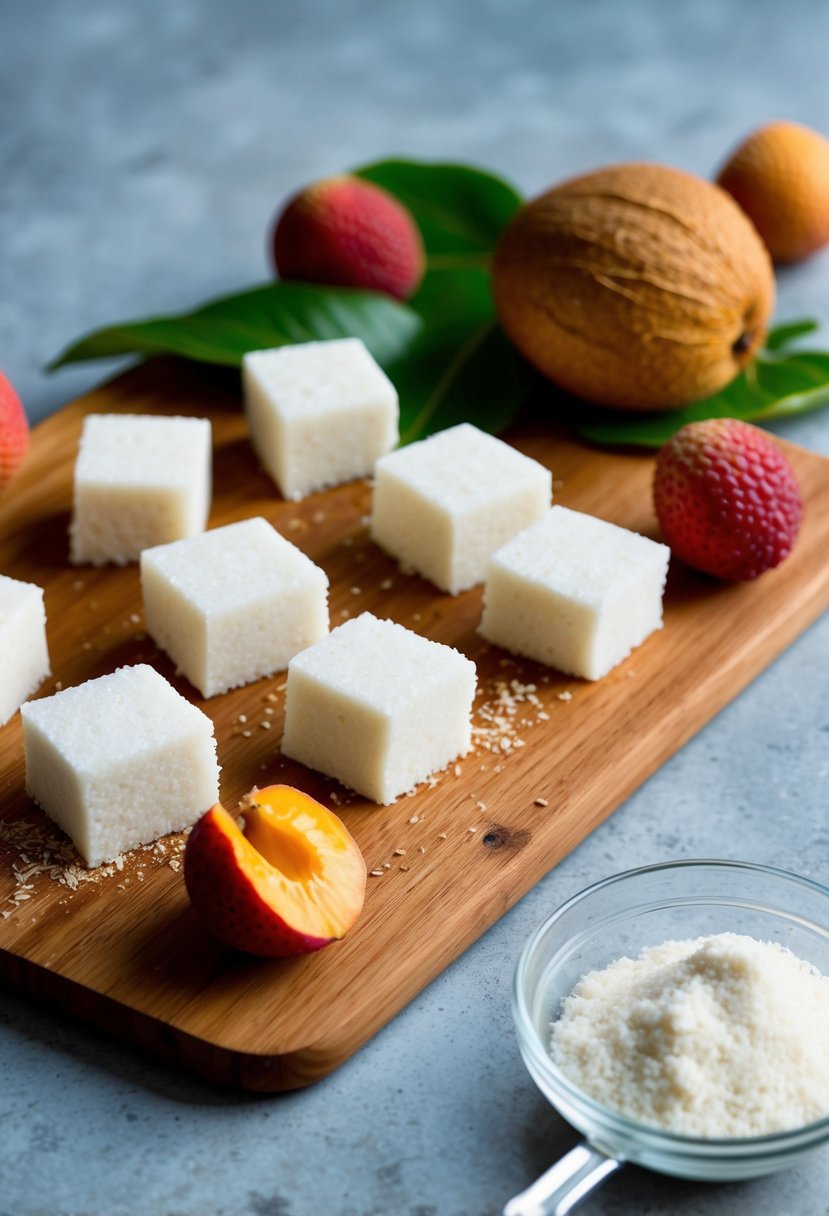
[492,163,775,412]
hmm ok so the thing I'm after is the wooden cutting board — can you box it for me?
[2,358,828,1092]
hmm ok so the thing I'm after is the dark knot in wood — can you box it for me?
[482,824,532,851]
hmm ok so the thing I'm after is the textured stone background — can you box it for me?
[2,1,829,1213]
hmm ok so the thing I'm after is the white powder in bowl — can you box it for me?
[550,932,829,1138]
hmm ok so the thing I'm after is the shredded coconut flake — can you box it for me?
[551,932,829,1138]
[0,817,187,915]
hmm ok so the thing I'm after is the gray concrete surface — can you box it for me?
[2,1,829,1212]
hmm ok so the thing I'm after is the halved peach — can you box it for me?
[184,784,366,957]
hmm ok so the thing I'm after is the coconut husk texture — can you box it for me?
[492,163,775,412]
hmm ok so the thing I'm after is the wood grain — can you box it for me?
[2,357,828,1091]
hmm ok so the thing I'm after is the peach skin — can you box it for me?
[184,785,366,958]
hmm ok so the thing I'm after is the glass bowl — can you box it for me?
[507,860,829,1212]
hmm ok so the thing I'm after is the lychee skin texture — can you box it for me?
[271,175,425,301]
[717,121,829,264]
[653,419,804,581]
[0,372,30,493]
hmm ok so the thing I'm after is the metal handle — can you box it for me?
[502,1141,623,1216]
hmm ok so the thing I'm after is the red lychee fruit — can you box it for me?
[653,418,803,580]
[271,175,424,301]
[0,372,30,493]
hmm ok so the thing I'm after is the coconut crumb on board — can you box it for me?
[471,677,556,756]
[0,818,187,917]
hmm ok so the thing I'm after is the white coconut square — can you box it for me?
[480,505,670,680]
[243,338,398,501]
[281,612,476,804]
[370,422,552,594]
[140,516,329,698]
[69,413,212,566]
[0,574,50,727]
[21,664,220,867]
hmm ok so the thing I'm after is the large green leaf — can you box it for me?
[576,323,829,447]
[354,158,523,267]
[45,264,522,447]
[387,267,523,443]
[48,282,421,371]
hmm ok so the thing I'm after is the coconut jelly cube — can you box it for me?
[370,422,552,594]
[282,612,476,804]
[141,516,329,697]
[70,413,212,565]
[0,575,50,726]
[243,338,398,500]
[21,664,219,867]
[480,506,670,680]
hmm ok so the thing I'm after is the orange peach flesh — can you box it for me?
[184,786,366,957]
[238,787,366,940]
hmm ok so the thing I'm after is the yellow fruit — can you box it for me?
[716,120,829,264]
[492,163,775,412]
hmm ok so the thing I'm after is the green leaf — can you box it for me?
[764,318,820,351]
[353,158,523,268]
[387,267,524,444]
[575,323,829,448]
[45,264,523,447]
[48,282,421,371]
